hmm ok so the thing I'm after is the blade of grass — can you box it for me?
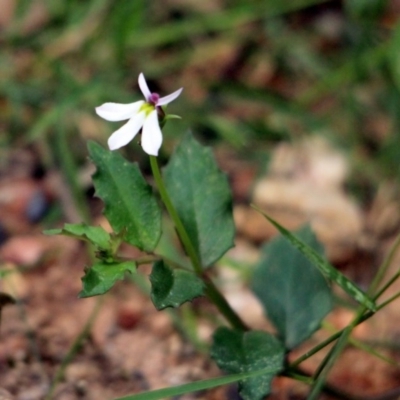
[128,0,331,48]
[323,321,399,366]
[304,230,400,398]
[114,366,280,400]
[297,41,389,106]
[53,122,91,223]
[251,206,376,311]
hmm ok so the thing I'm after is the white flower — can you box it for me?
[95,73,183,156]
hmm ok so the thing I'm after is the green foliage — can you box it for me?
[252,225,332,349]
[44,223,111,251]
[80,260,136,297]
[88,141,162,252]
[6,2,400,398]
[164,133,235,267]
[2,0,398,183]
[254,208,376,311]
[149,260,204,310]
[389,23,400,92]
[345,0,389,21]
[211,327,285,400]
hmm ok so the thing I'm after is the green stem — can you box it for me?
[54,123,91,223]
[374,271,400,300]
[370,232,400,294]
[149,155,247,331]
[291,233,400,398]
[150,156,202,275]
[289,289,400,369]
[290,289,400,398]
[307,320,357,400]
[203,277,248,331]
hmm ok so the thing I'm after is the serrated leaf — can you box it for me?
[253,207,376,312]
[88,141,161,252]
[211,327,284,400]
[79,260,136,297]
[44,223,111,250]
[252,225,333,349]
[163,133,235,267]
[150,260,204,310]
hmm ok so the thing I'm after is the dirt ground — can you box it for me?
[1,140,400,400]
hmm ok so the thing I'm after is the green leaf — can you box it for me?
[44,223,111,250]
[389,22,400,92]
[252,206,376,312]
[79,260,136,297]
[211,327,284,400]
[164,133,235,267]
[88,141,161,252]
[114,366,279,400]
[345,0,388,21]
[150,260,204,310]
[252,225,333,349]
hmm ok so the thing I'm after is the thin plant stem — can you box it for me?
[289,289,400,369]
[289,234,400,398]
[378,290,400,309]
[149,155,247,331]
[203,277,248,331]
[304,313,363,398]
[374,271,400,300]
[297,42,389,107]
[323,321,398,365]
[44,127,103,396]
[296,289,400,399]
[308,321,358,400]
[45,298,103,400]
[370,232,400,294]
[306,232,400,397]
[149,156,202,275]
[54,123,91,223]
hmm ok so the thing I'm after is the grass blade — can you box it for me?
[115,367,278,400]
[252,206,376,311]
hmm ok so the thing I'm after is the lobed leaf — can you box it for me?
[150,260,204,310]
[79,260,136,297]
[88,141,161,252]
[163,133,235,267]
[252,225,333,349]
[210,327,285,400]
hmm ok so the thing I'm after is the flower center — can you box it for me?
[139,102,155,116]
[148,92,160,105]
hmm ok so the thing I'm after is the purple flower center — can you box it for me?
[148,92,160,105]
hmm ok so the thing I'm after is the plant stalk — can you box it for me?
[149,155,247,331]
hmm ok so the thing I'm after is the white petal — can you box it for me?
[138,73,151,101]
[107,112,146,150]
[157,88,183,106]
[141,110,163,156]
[96,101,144,121]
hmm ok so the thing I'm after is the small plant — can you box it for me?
[46,73,399,400]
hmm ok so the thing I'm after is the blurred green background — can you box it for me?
[1,0,400,196]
